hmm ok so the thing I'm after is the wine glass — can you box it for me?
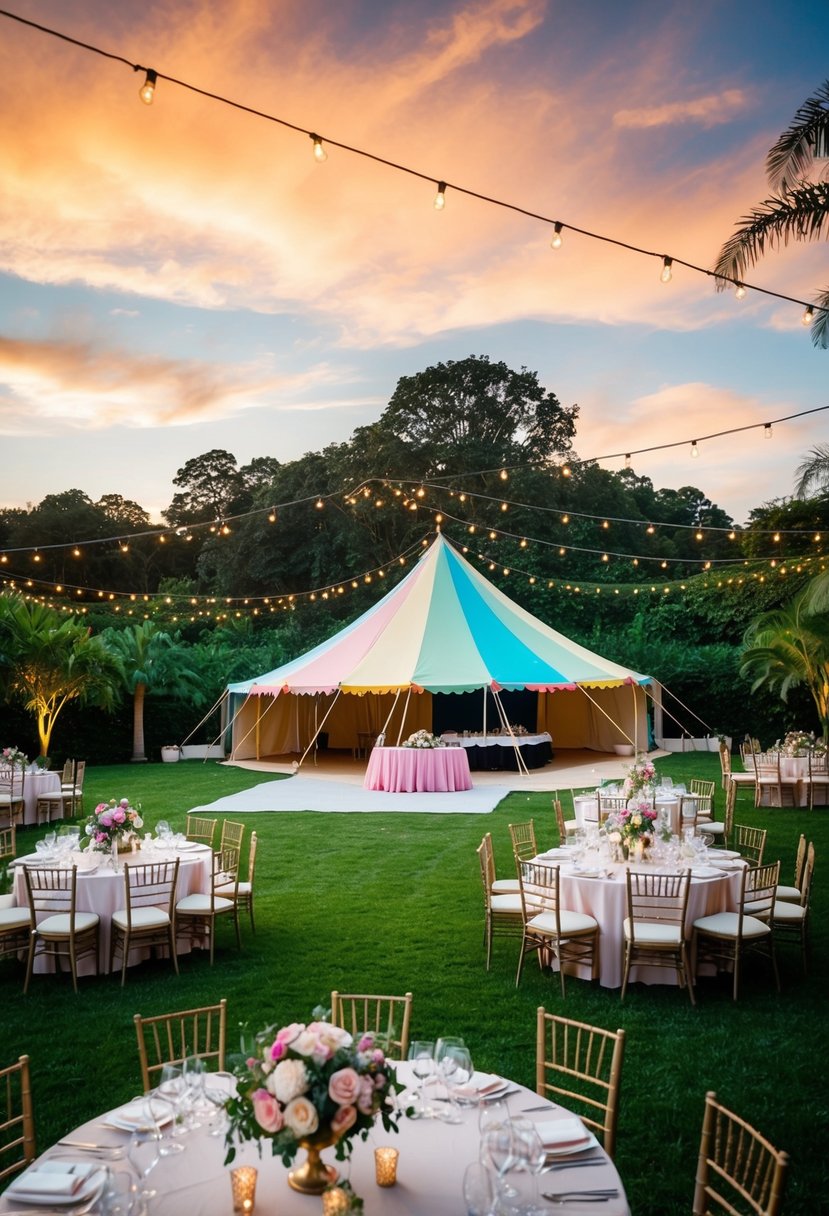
[407,1040,436,1118]
[438,1043,473,1122]
[126,1119,161,1212]
[156,1065,186,1153]
[507,1118,547,1214]
[463,1161,497,1216]
[478,1096,508,1136]
[480,1123,519,1199]
[182,1055,209,1128]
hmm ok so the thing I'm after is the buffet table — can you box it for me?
[11,843,213,973]
[442,732,553,771]
[535,849,746,988]
[0,1064,630,1216]
[364,746,472,793]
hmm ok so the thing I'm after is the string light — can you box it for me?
[690,440,699,458]
[660,256,673,284]
[802,305,815,326]
[735,283,746,300]
[310,133,327,162]
[138,68,156,105]
[764,423,773,440]
[0,9,825,331]
[550,222,563,250]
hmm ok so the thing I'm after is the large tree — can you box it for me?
[713,80,829,347]
[378,355,578,474]
[0,595,121,757]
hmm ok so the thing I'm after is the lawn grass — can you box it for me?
[2,753,827,1213]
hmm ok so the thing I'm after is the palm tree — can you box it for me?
[794,443,829,498]
[714,80,829,348]
[0,594,121,757]
[740,581,829,741]
[102,621,204,762]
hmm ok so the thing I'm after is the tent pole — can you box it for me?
[395,687,413,745]
[255,697,262,761]
[578,684,636,746]
[482,687,487,738]
[228,693,277,759]
[297,690,342,770]
[378,689,401,744]
[492,688,530,776]
[633,683,639,753]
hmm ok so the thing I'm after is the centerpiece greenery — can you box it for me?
[621,753,657,800]
[1,746,28,769]
[605,800,659,857]
[83,797,144,851]
[401,729,442,749]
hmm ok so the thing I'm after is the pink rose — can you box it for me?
[371,1048,385,1065]
[112,808,126,824]
[283,1096,319,1137]
[252,1089,284,1133]
[99,813,113,827]
[119,798,130,807]
[374,1072,387,1089]
[328,1067,361,1105]
[94,832,107,843]
[270,1040,287,1061]
[357,1033,374,1051]
[94,803,108,814]
[331,1104,357,1135]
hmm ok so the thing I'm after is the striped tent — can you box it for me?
[226,533,651,760]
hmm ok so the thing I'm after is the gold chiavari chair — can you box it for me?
[692,1090,788,1216]
[330,991,413,1059]
[535,1008,625,1159]
[134,999,227,1093]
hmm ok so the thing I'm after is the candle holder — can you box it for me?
[374,1146,399,1187]
[322,1187,350,1215]
[230,1165,258,1214]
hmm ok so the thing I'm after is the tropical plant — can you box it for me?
[740,577,829,742]
[0,594,122,756]
[794,443,829,498]
[713,79,829,347]
[101,621,205,762]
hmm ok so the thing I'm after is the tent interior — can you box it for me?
[228,682,651,760]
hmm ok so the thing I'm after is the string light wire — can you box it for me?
[0,7,826,323]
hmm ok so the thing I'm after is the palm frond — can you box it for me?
[713,183,829,284]
[810,285,829,348]
[794,442,829,498]
[766,80,829,190]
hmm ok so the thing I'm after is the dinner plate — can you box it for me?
[536,1118,599,1155]
[105,1097,173,1132]
[690,865,721,879]
[714,850,741,860]
[7,1163,106,1207]
[174,840,201,851]
[709,859,743,870]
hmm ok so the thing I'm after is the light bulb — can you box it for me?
[139,69,157,105]
[690,440,699,458]
[434,181,447,211]
[764,424,773,440]
[735,282,746,300]
[660,256,673,284]
[550,222,563,250]
[624,453,631,468]
[802,305,814,326]
[311,134,327,162]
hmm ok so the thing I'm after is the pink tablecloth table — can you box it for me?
[0,1065,631,1216]
[10,770,62,825]
[364,745,472,792]
[536,854,746,989]
[11,843,212,974]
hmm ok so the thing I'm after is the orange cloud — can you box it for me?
[614,89,749,129]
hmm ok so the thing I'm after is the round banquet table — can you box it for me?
[9,769,62,825]
[0,1064,630,1216]
[364,746,472,793]
[535,851,747,989]
[10,842,213,974]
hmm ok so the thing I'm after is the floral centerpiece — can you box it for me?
[776,731,826,756]
[1,746,28,770]
[621,753,656,800]
[401,729,443,749]
[84,798,143,852]
[225,1015,400,1196]
[605,799,658,859]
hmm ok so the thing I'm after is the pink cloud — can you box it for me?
[614,89,749,129]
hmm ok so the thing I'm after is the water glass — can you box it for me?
[463,1161,496,1215]
[407,1040,436,1118]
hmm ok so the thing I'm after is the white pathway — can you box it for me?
[189,774,509,816]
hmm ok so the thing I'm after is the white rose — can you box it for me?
[283,1096,319,1137]
[270,1058,309,1104]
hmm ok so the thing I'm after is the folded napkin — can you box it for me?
[535,1117,591,1150]
[452,1071,505,1100]
[107,1096,171,1130]
[8,1160,96,1199]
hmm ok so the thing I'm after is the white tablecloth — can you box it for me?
[536,853,746,989]
[0,1064,630,1216]
[11,843,213,973]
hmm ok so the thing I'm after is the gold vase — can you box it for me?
[288,1128,341,1195]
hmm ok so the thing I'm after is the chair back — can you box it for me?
[185,815,218,848]
[212,848,239,901]
[690,779,715,817]
[718,743,732,786]
[219,820,245,853]
[61,759,75,785]
[0,1055,36,1182]
[679,796,699,831]
[743,860,779,920]
[330,991,413,1059]
[123,860,179,925]
[692,1090,788,1216]
[734,825,767,868]
[792,834,807,890]
[508,820,537,865]
[518,860,561,929]
[0,824,15,864]
[553,798,567,845]
[536,1008,625,1159]
[73,761,86,789]
[799,843,815,910]
[477,835,496,904]
[625,869,691,939]
[134,1000,227,1093]
[23,865,76,923]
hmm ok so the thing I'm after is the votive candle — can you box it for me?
[322,1188,349,1214]
[230,1166,258,1214]
[374,1146,399,1187]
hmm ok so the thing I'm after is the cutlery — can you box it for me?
[542,1157,606,1172]
[55,1140,124,1154]
[522,1103,558,1113]
[543,1190,619,1202]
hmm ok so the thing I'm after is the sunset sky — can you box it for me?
[1,0,827,525]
